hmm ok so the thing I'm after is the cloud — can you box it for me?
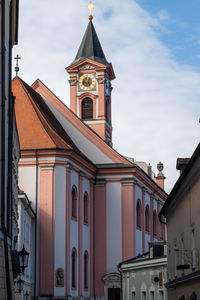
[13,0,200,192]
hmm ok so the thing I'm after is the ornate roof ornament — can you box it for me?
[157,161,164,177]
[88,2,94,20]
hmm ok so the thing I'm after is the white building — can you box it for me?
[16,190,36,299]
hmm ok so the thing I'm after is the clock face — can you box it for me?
[79,73,96,91]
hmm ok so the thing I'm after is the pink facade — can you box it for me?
[121,180,136,260]
[39,164,55,295]
[94,181,107,296]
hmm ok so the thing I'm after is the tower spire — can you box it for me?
[71,17,109,66]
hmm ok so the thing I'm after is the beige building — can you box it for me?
[0,0,19,299]
[159,143,200,300]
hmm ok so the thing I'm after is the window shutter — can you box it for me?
[82,98,93,120]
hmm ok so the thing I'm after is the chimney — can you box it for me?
[156,162,165,190]
[176,158,190,175]
[147,163,152,178]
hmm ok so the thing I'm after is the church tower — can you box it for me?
[66,13,115,145]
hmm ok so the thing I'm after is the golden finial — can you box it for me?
[88,2,94,20]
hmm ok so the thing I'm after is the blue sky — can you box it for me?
[137,0,200,69]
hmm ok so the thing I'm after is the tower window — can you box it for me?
[82,98,93,120]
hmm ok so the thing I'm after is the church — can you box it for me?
[13,9,167,300]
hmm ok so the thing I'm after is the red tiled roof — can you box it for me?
[12,77,80,152]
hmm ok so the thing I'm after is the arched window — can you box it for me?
[136,200,141,229]
[55,268,64,287]
[153,211,157,237]
[84,251,89,290]
[145,205,149,232]
[84,192,89,225]
[72,248,77,289]
[82,98,93,120]
[72,186,77,219]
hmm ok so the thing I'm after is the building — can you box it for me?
[0,0,19,299]
[13,12,167,300]
[118,242,167,300]
[159,143,200,299]
[15,189,36,299]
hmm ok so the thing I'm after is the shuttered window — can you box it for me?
[82,98,93,120]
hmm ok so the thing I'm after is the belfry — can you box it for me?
[66,11,115,145]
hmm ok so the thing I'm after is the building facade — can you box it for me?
[13,15,167,300]
[159,143,200,300]
[0,0,19,299]
[15,190,36,300]
[119,242,167,300]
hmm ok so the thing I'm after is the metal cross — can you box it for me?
[88,2,94,16]
[14,54,21,76]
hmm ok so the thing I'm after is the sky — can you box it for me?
[13,0,200,193]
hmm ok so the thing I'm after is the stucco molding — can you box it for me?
[95,179,106,187]
[39,163,55,170]
[65,163,72,172]
[102,272,121,288]
[121,178,137,186]
[68,79,77,86]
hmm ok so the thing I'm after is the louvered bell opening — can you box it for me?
[82,98,93,120]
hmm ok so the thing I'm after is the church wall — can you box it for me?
[70,169,79,298]
[121,179,135,261]
[38,164,55,296]
[153,198,158,241]
[145,193,151,252]
[82,177,90,297]
[106,182,122,274]
[54,165,66,297]
[135,185,143,255]
[94,182,107,296]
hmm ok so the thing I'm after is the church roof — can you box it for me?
[12,77,80,152]
[32,78,131,165]
[71,20,109,66]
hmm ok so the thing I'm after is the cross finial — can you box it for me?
[14,54,21,76]
[88,2,94,20]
